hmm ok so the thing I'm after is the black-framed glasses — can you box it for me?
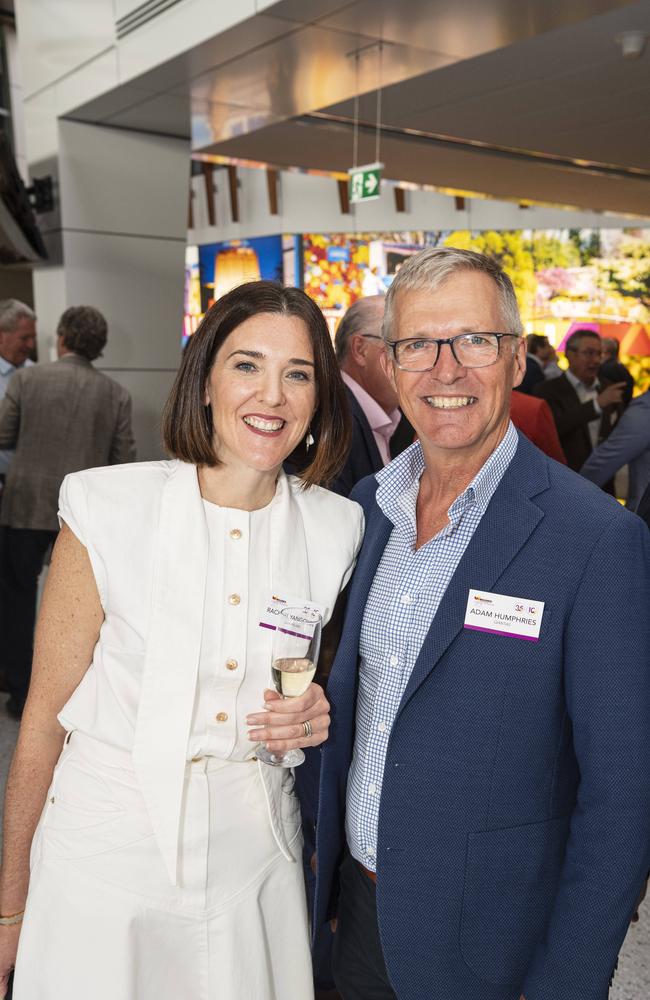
[387,333,521,371]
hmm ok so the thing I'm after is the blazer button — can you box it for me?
[225,658,238,671]
[228,594,241,606]
[215,712,228,723]
[229,528,242,540]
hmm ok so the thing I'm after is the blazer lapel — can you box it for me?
[132,460,209,886]
[397,441,549,716]
[328,500,392,702]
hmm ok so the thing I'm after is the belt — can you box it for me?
[357,860,377,884]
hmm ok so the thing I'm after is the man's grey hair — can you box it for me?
[0,299,36,333]
[334,295,384,362]
[382,246,523,342]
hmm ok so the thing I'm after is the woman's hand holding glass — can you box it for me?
[247,682,330,755]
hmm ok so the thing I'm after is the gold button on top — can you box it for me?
[229,528,242,540]
[215,712,228,723]
[228,593,241,606]
[225,658,238,671]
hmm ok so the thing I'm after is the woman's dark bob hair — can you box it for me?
[162,280,351,488]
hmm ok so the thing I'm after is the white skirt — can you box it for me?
[14,733,314,1000]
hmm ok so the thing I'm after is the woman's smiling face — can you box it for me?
[205,312,317,474]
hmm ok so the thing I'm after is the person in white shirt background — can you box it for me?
[0,281,364,1000]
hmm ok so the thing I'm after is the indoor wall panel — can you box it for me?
[14,0,115,99]
[61,230,186,371]
[58,120,189,240]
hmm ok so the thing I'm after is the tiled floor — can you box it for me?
[0,709,647,996]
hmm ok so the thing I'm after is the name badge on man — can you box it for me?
[464,589,545,642]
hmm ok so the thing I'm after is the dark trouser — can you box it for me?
[332,853,397,1000]
[0,526,57,706]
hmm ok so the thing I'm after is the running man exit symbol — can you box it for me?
[348,162,383,203]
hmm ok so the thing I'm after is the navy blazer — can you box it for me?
[329,387,384,497]
[315,434,650,1000]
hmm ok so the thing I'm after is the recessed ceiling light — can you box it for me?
[615,30,647,60]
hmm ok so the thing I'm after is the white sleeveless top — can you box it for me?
[55,460,364,883]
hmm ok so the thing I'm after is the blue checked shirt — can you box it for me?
[346,422,518,871]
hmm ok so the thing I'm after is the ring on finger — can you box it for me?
[302,720,313,738]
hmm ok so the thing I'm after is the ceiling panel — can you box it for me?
[401,76,650,167]
[146,13,308,96]
[186,25,454,144]
[209,115,650,215]
[63,83,163,125]
[319,1,650,169]
[191,100,287,146]
[551,113,650,169]
[316,0,636,59]
[257,0,355,23]
[324,1,650,121]
[63,0,650,214]
[104,93,191,138]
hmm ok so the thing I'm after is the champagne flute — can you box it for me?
[256,606,322,768]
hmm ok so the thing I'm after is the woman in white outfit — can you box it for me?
[0,281,364,1000]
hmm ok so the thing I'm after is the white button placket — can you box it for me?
[212,512,249,755]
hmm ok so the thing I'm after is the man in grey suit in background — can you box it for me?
[581,387,650,512]
[0,305,136,717]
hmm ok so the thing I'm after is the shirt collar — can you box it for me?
[342,371,400,435]
[0,356,16,376]
[376,421,519,539]
[565,368,598,393]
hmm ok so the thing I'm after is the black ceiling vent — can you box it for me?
[116,0,184,39]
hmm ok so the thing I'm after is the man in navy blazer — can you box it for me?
[315,247,650,1000]
[330,296,410,497]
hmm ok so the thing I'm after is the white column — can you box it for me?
[31,120,189,459]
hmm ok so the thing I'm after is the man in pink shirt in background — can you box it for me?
[332,296,412,496]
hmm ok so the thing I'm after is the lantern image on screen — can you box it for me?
[212,245,261,301]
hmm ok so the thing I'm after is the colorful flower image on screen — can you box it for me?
[431,228,650,391]
[302,232,425,334]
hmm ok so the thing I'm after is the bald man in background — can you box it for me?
[331,296,412,496]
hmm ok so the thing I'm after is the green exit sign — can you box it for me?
[349,162,383,203]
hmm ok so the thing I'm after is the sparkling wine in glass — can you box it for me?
[257,607,322,768]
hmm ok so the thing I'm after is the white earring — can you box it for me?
[305,431,315,451]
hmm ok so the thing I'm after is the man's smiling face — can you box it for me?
[381,270,525,457]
